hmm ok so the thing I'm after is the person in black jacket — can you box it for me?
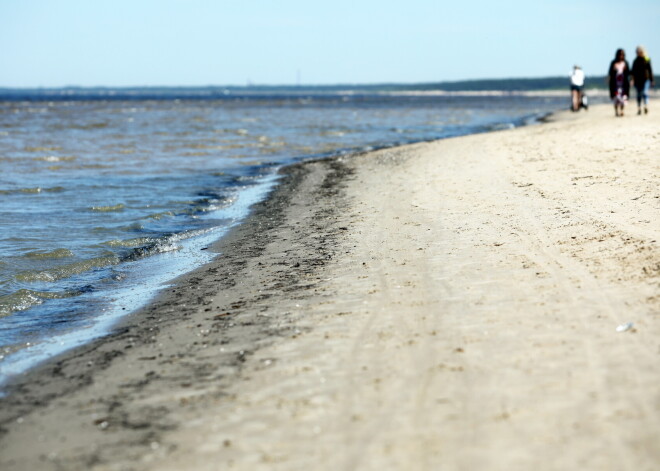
[631,45,655,115]
[608,49,631,117]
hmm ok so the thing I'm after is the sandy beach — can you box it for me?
[0,103,658,470]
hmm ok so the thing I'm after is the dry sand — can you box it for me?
[0,103,658,471]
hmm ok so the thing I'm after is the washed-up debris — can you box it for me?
[616,322,634,333]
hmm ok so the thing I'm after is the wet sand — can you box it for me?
[0,103,658,471]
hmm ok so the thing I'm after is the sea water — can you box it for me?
[0,90,573,384]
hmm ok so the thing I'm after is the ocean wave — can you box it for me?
[120,241,181,262]
[0,186,65,195]
[0,288,81,317]
[24,146,61,152]
[102,237,155,248]
[15,255,120,282]
[33,155,77,163]
[90,203,125,212]
[14,236,188,285]
[143,210,174,220]
[23,248,74,259]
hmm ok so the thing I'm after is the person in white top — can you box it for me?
[570,65,585,112]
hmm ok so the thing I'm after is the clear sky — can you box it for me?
[1,0,659,88]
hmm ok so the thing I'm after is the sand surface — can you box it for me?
[0,104,658,470]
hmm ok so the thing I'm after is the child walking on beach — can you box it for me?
[631,45,654,115]
[608,49,630,117]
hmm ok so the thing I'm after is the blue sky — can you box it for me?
[1,0,659,87]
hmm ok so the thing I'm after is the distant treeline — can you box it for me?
[388,76,612,91]
[229,77,613,93]
[233,76,630,92]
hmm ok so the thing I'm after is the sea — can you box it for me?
[0,88,579,385]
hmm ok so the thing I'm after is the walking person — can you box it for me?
[570,65,585,112]
[631,45,654,115]
[608,49,631,117]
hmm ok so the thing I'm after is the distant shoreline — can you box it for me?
[4,75,658,97]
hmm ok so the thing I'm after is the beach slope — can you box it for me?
[0,104,658,471]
